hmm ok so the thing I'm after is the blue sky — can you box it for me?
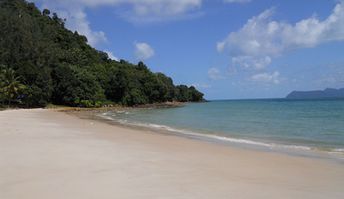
[32,0,344,100]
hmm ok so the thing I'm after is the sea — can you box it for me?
[99,99,344,160]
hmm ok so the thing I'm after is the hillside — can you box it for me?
[286,88,344,99]
[0,0,204,107]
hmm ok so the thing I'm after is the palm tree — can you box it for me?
[0,69,4,107]
[0,67,26,107]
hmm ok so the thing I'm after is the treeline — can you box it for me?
[0,0,204,107]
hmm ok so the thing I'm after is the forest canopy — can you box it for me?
[0,0,204,107]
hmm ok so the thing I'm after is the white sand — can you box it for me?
[0,109,343,199]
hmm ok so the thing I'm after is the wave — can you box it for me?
[332,148,344,152]
[98,113,322,153]
[98,112,344,161]
[328,148,344,156]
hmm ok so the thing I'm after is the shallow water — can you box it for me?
[101,99,344,156]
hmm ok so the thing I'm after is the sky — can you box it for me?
[31,0,344,100]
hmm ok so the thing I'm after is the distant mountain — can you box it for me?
[286,88,344,99]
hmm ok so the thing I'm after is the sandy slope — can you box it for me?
[0,109,343,199]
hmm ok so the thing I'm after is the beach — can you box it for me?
[0,109,344,199]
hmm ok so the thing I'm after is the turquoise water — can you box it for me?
[102,99,344,154]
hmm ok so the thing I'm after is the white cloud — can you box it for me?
[192,83,211,89]
[34,0,202,24]
[316,62,344,86]
[208,67,224,80]
[120,0,203,23]
[251,71,280,84]
[224,0,251,3]
[32,0,203,45]
[48,0,202,15]
[63,8,107,46]
[32,1,107,46]
[135,42,155,60]
[227,65,238,76]
[104,50,119,61]
[218,2,344,69]
[232,56,271,70]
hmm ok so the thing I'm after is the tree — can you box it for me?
[189,86,204,102]
[0,0,204,108]
[105,68,128,103]
[174,85,190,102]
[0,66,26,106]
[52,12,64,26]
[0,67,5,106]
[123,88,148,106]
[52,64,105,106]
[42,9,50,16]
[17,64,53,107]
[156,73,175,101]
[137,61,149,71]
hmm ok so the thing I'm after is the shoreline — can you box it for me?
[76,109,344,163]
[1,109,344,198]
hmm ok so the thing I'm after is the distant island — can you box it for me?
[286,88,344,99]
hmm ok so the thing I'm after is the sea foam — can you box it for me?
[98,112,313,152]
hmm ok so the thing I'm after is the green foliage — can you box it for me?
[174,85,204,102]
[0,0,204,108]
[42,8,50,16]
[16,64,52,107]
[0,66,26,106]
[123,88,148,106]
[52,64,105,106]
